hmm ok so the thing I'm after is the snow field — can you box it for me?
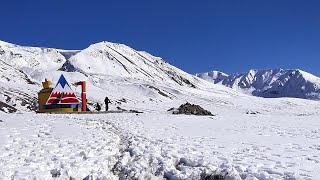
[88,112,320,179]
[1,107,319,179]
[0,114,120,179]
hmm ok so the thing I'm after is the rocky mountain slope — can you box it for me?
[196,69,320,100]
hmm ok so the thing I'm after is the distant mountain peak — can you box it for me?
[196,68,320,100]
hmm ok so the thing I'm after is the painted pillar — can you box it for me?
[76,81,86,112]
[82,81,86,112]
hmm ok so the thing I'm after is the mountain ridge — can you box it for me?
[2,39,319,114]
[196,68,320,100]
[0,39,234,113]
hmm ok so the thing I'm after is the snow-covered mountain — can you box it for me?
[196,69,320,100]
[60,41,200,88]
[0,40,234,113]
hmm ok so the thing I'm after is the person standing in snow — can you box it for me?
[104,97,111,111]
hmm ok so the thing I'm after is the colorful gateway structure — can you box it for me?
[38,74,86,113]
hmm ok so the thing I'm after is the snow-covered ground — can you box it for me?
[1,96,320,179]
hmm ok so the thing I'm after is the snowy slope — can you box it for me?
[0,40,68,72]
[0,40,79,112]
[61,41,202,88]
[0,40,236,113]
[0,58,38,112]
[196,69,320,100]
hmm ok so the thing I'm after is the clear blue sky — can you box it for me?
[1,1,319,76]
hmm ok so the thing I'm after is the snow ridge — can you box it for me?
[196,69,320,100]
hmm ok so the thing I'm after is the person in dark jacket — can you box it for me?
[95,103,101,111]
[104,97,111,111]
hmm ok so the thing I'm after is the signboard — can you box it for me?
[46,74,80,105]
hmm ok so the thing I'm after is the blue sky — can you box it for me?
[1,1,319,76]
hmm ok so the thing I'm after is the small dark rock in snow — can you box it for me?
[119,98,127,103]
[83,175,93,180]
[246,110,260,115]
[50,169,61,178]
[169,102,213,116]
[129,109,143,113]
[200,174,225,180]
[116,106,127,112]
[0,120,3,122]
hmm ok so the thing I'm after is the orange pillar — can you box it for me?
[81,81,86,112]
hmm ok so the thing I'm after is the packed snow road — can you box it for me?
[0,112,320,179]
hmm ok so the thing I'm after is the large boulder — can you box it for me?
[169,102,213,116]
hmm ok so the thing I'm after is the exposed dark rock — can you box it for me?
[59,60,79,72]
[0,48,4,55]
[115,98,127,105]
[119,98,127,103]
[147,85,170,98]
[116,106,127,112]
[18,69,36,84]
[83,175,93,180]
[129,109,143,113]
[169,102,213,116]
[245,110,260,115]
[50,169,61,178]
[1,90,38,112]
[200,174,225,180]
[103,45,131,73]
[0,101,17,113]
[160,68,197,88]
[116,107,143,113]
[167,107,175,112]
[180,77,196,88]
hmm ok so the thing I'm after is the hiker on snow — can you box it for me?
[104,97,111,111]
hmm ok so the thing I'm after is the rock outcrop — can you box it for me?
[169,102,213,116]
